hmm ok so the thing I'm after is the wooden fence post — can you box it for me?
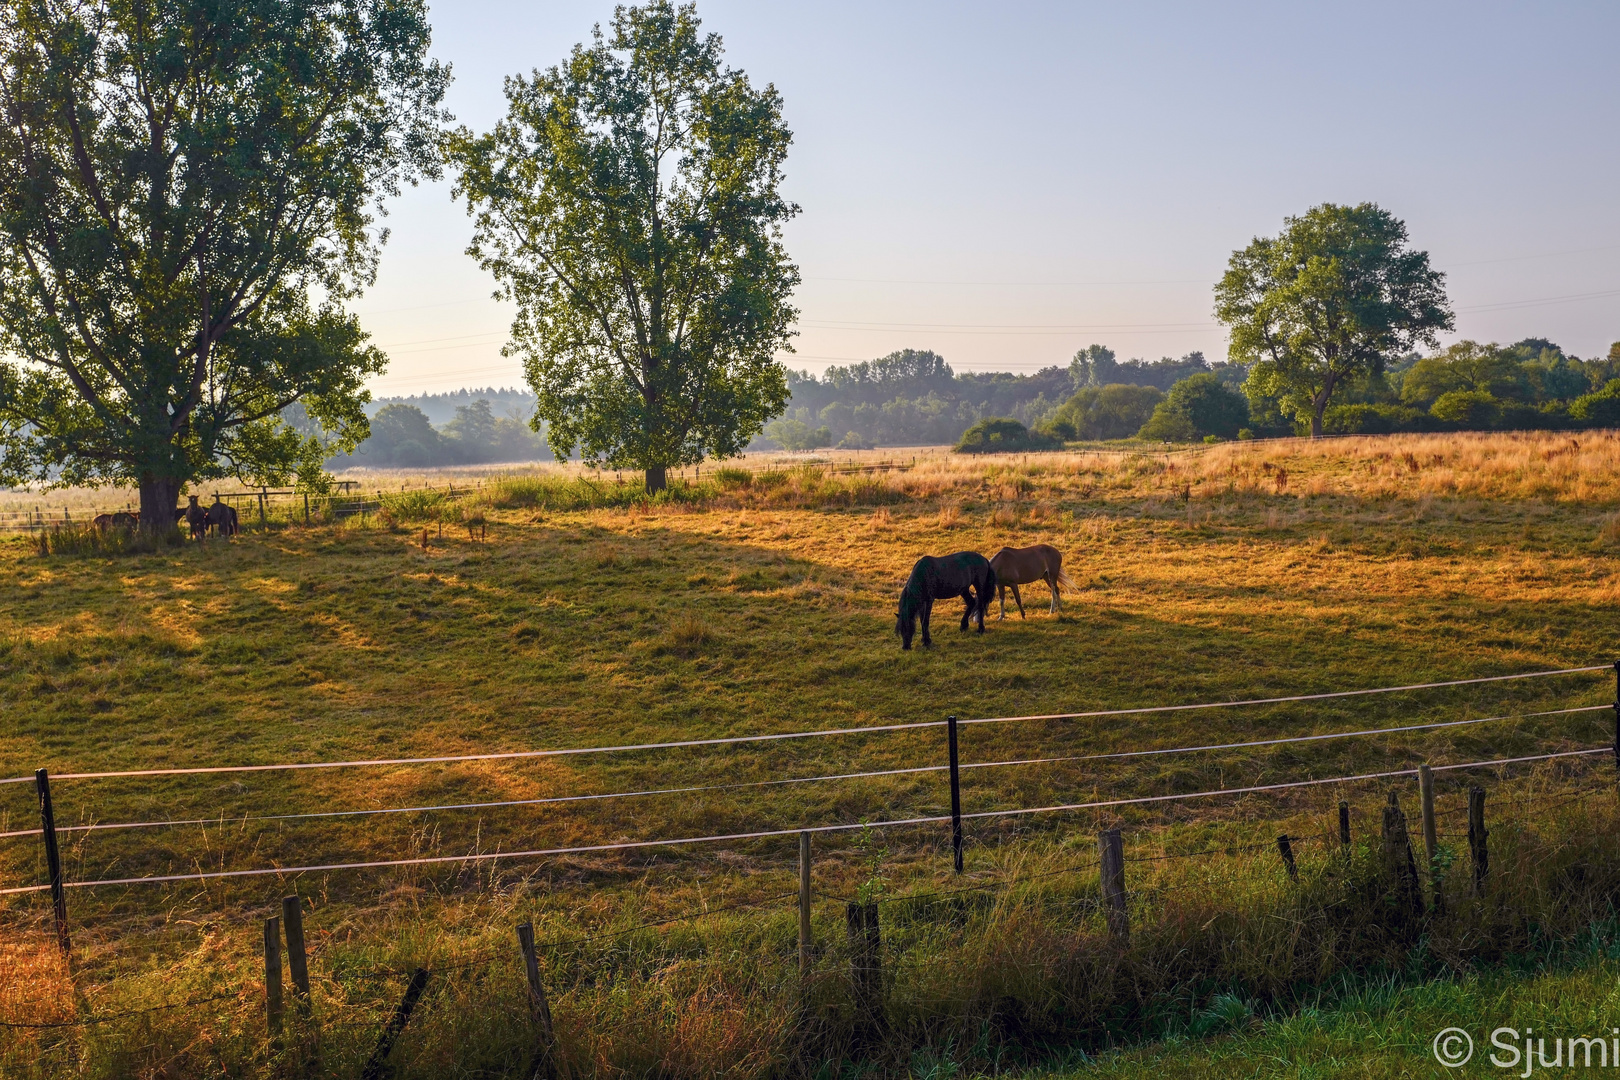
[1612,659,1619,775]
[264,915,284,1041]
[798,832,812,980]
[1276,834,1298,881]
[1467,786,1489,896]
[516,922,559,1080]
[845,901,883,1039]
[947,715,963,873]
[34,769,69,955]
[258,486,267,525]
[282,895,312,1016]
[1381,797,1424,917]
[1338,801,1351,848]
[1419,764,1443,912]
[1098,828,1128,942]
[360,969,429,1080]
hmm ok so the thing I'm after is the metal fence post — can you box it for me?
[947,715,963,873]
[35,769,69,955]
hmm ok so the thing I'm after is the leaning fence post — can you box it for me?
[1418,764,1443,912]
[282,895,312,1017]
[1467,786,1489,896]
[516,922,559,1080]
[1098,828,1128,941]
[947,715,963,873]
[264,915,284,1041]
[360,969,430,1080]
[798,832,812,980]
[1276,834,1298,881]
[34,769,69,955]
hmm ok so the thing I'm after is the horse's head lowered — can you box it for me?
[895,589,918,650]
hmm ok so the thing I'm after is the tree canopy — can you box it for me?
[448,1,798,492]
[1215,203,1453,437]
[0,0,449,525]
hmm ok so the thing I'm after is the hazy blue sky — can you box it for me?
[357,0,1620,395]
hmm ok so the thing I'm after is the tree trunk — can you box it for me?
[1310,402,1325,439]
[138,476,183,534]
[645,465,667,494]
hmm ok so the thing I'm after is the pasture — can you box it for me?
[3,431,1620,1078]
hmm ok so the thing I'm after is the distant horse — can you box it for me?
[92,511,139,532]
[206,498,238,537]
[989,544,1074,619]
[896,551,996,650]
[185,495,208,539]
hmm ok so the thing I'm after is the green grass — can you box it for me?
[4,434,1620,1076]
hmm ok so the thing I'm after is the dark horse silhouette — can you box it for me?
[895,552,996,650]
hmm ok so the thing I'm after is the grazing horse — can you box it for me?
[895,551,996,650]
[92,511,139,532]
[988,544,1074,619]
[185,495,208,539]
[206,498,239,537]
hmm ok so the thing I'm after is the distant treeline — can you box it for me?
[329,389,551,468]
[767,338,1620,451]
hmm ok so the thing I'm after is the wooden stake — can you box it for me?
[1098,828,1128,941]
[1338,800,1351,847]
[34,769,69,955]
[1419,763,1443,912]
[1467,786,1489,896]
[1381,800,1424,917]
[845,902,883,1038]
[516,922,558,1080]
[1276,834,1298,881]
[282,895,311,1016]
[264,915,284,1040]
[361,969,429,1080]
[798,832,812,979]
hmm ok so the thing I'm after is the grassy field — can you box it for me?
[3,430,1620,1077]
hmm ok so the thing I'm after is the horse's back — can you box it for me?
[990,543,1060,584]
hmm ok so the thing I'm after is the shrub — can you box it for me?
[1430,389,1502,429]
[1138,373,1249,442]
[763,418,832,451]
[1321,403,1436,435]
[1571,379,1620,427]
[1048,384,1163,440]
[1137,403,1197,442]
[954,418,1059,454]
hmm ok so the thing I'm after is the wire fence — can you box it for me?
[1,664,1612,898]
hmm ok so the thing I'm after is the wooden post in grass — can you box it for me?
[798,832,813,979]
[947,715,963,873]
[1381,798,1424,917]
[282,895,311,1017]
[845,901,883,1039]
[1612,660,1619,775]
[1419,764,1443,912]
[303,492,310,524]
[1098,828,1128,942]
[1276,834,1298,881]
[1467,786,1489,896]
[361,969,429,1080]
[1338,801,1351,848]
[516,922,559,1080]
[34,769,69,956]
[264,916,284,1041]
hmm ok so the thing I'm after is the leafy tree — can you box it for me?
[1068,344,1118,387]
[1139,372,1250,441]
[0,0,448,526]
[1215,203,1453,437]
[1048,384,1163,440]
[1429,389,1501,429]
[1401,341,1529,406]
[954,417,1056,454]
[364,403,448,468]
[763,417,830,451]
[448,1,798,492]
[1571,379,1620,427]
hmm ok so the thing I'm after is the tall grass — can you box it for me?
[33,523,185,557]
[5,790,1618,1078]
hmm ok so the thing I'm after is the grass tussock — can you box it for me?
[33,523,185,557]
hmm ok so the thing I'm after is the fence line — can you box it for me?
[2,704,1603,841]
[3,665,1604,787]
[3,746,1600,897]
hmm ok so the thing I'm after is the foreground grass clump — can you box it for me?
[5,430,1620,1075]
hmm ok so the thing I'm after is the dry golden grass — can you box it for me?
[2,429,1620,1076]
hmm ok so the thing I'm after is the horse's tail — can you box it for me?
[1053,566,1077,594]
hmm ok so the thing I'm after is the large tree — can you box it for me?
[0,0,448,526]
[447,1,798,492]
[1215,203,1452,437]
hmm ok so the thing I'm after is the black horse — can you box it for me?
[896,552,996,650]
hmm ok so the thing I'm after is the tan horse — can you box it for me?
[988,544,1074,619]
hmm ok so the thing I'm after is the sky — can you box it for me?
[355,0,1620,396]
